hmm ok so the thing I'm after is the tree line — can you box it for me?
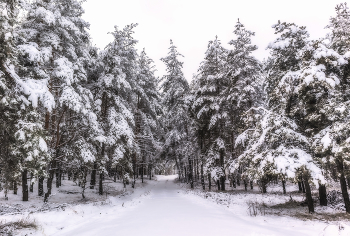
[163,3,350,214]
[0,0,163,202]
[2,0,350,216]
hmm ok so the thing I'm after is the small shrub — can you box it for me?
[0,216,38,235]
[246,200,267,216]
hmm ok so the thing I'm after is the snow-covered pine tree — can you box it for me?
[225,20,262,189]
[135,49,163,182]
[0,0,22,198]
[18,0,102,200]
[191,36,228,190]
[310,3,350,212]
[236,22,325,213]
[95,24,138,192]
[161,40,190,182]
[0,0,54,201]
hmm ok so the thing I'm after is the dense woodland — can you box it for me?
[1,0,350,215]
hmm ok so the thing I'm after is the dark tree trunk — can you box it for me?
[29,173,34,193]
[189,158,193,189]
[90,162,97,189]
[14,181,17,194]
[244,179,247,191]
[47,161,55,195]
[260,177,267,193]
[250,180,253,190]
[208,173,211,191]
[298,181,302,193]
[114,166,117,182]
[282,180,286,194]
[337,159,350,213]
[99,173,103,195]
[232,177,236,188]
[303,173,314,213]
[201,162,205,190]
[221,176,225,191]
[319,184,327,206]
[81,168,87,199]
[68,171,72,180]
[347,177,350,189]
[22,169,28,201]
[196,159,199,181]
[301,180,306,193]
[38,176,44,196]
[141,165,144,183]
[217,179,220,191]
[149,165,152,180]
[56,163,60,188]
[237,176,240,186]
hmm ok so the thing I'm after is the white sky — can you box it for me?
[82,0,344,82]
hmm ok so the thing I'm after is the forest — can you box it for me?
[1,0,350,230]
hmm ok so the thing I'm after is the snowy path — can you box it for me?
[50,175,322,236]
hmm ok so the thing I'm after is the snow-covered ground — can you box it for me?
[1,175,350,236]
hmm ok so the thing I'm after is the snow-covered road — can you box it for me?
[48,175,327,236]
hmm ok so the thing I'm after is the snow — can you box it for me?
[321,132,332,151]
[3,176,350,236]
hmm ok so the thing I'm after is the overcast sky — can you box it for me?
[82,0,344,82]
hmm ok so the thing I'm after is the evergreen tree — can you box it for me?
[161,40,190,182]
[192,36,228,190]
[18,0,101,200]
[95,24,138,192]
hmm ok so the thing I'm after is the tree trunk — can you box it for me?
[347,177,350,189]
[201,162,205,190]
[319,184,327,206]
[81,168,87,199]
[221,176,225,191]
[141,165,144,183]
[303,173,314,213]
[99,173,103,195]
[250,180,253,190]
[22,169,28,201]
[244,179,247,191]
[14,181,17,194]
[301,180,306,193]
[282,180,286,194]
[232,177,236,188]
[337,159,350,213]
[29,173,34,193]
[260,177,267,193]
[90,162,97,189]
[114,166,117,182]
[298,181,302,193]
[217,179,220,191]
[208,173,211,191]
[56,162,60,188]
[47,160,55,195]
[38,176,44,196]
[149,164,152,180]
[189,158,193,189]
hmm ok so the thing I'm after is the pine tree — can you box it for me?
[192,36,228,190]
[161,40,190,182]
[94,24,138,192]
[236,22,324,212]
[18,0,101,200]
[135,49,163,182]
[225,20,262,189]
